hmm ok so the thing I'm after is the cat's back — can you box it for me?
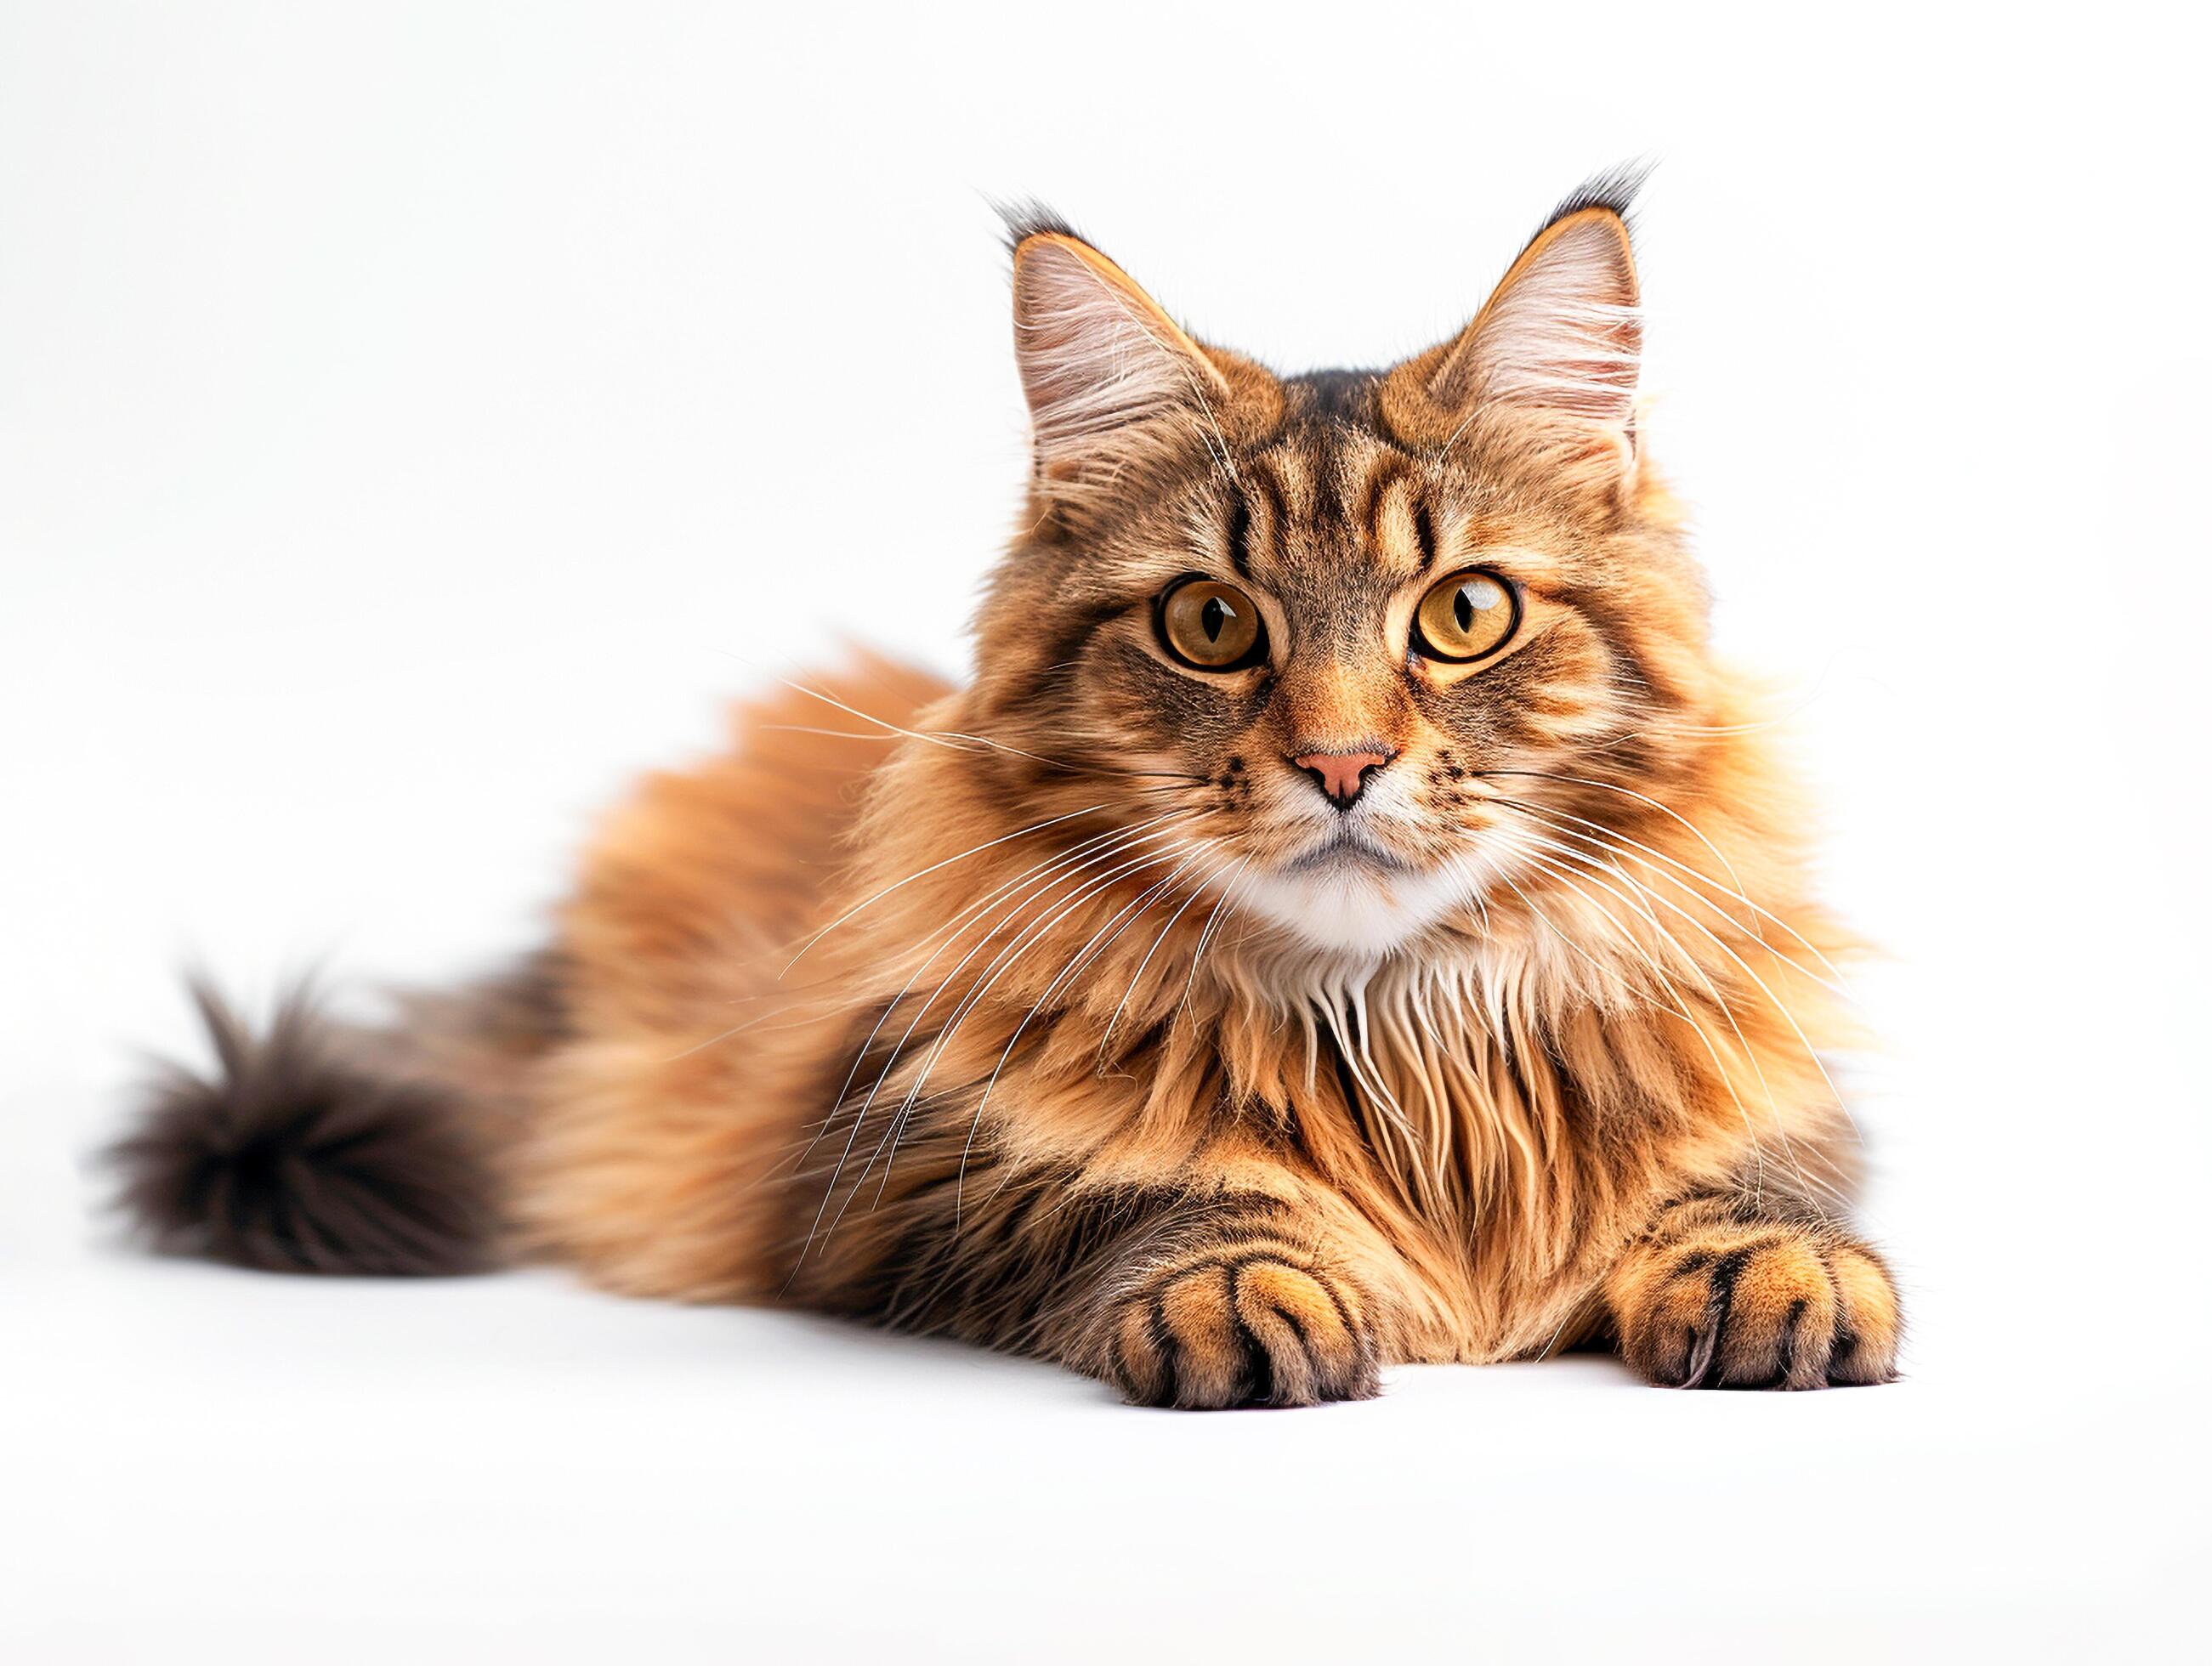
[558,655,952,1039]
[509,656,952,1298]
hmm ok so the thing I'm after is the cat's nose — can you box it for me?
[1290,749,1393,808]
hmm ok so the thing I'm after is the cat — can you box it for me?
[112,171,1900,1406]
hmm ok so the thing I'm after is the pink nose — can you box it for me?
[1291,749,1392,807]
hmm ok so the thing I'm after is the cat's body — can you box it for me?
[116,178,1901,1404]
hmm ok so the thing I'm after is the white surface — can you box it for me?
[3,3,2205,1660]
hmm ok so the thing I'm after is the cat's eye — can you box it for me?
[1413,569,1520,663]
[1156,576,1266,671]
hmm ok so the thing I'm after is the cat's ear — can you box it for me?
[1008,214,1233,500]
[1387,175,1644,494]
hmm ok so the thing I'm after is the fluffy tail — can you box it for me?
[109,960,564,1276]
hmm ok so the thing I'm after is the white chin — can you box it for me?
[1237,860,1466,960]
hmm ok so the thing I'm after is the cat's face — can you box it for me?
[972,183,1719,960]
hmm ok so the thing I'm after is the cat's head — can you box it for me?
[967,173,1729,962]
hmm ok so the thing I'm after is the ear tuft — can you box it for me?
[1533,159,1653,242]
[994,196,1082,254]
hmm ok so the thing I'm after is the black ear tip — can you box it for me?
[993,196,1086,258]
[1540,159,1656,235]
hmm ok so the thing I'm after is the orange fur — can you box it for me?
[124,179,1899,1404]
[493,188,1898,1400]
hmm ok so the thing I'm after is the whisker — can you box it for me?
[808,832,1207,1246]
[794,810,1203,1159]
[877,853,1206,1218]
[1510,834,1858,1201]
[766,672,1204,784]
[790,824,1200,1264]
[949,843,1223,1225]
[838,840,1211,1239]
[1500,836,1846,1211]
[1497,839,1780,1209]
[1171,855,1256,1035]
[1489,794,1852,994]
[1096,850,1240,1064]
[1476,769,1752,901]
[782,802,1114,973]
[1590,853,1863,1148]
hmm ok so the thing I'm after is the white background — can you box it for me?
[5,3,2206,1660]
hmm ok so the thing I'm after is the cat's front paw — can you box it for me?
[1100,1254,1379,1409]
[1612,1224,1900,1390]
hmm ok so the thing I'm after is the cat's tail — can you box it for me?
[107,957,565,1276]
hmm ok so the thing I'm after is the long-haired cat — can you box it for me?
[114,173,1900,1405]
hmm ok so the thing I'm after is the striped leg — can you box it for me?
[1080,1191,1384,1410]
[1606,1192,1902,1389]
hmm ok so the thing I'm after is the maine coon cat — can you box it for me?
[115,173,1900,1405]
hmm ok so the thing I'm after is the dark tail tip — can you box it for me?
[108,978,498,1277]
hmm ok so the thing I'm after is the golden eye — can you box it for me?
[1157,577,1266,671]
[1413,569,1519,663]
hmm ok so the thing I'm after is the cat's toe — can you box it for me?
[1102,1255,1378,1409]
[1618,1229,1899,1390]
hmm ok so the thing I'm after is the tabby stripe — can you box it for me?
[1225,1266,1276,1403]
[1143,1295,1183,1397]
[1225,493,1253,578]
[1150,1240,1320,1284]
[1684,1245,1753,1388]
[1772,1297,1811,1391]
[1244,464,1285,571]
[1351,454,1409,554]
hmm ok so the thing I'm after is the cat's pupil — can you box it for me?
[1202,597,1228,641]
[1455,588,1475,632]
